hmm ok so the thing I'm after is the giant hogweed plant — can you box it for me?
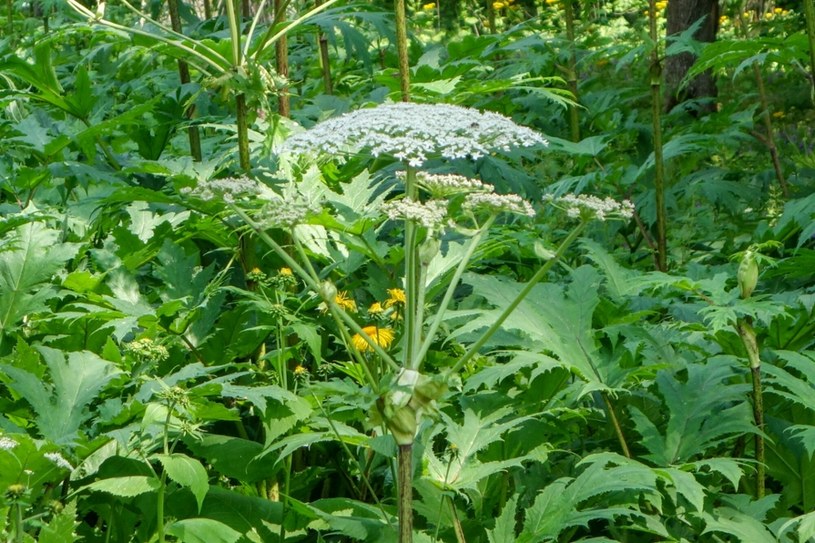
[183,101,634,542]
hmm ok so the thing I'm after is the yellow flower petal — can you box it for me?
[351,326,395,352]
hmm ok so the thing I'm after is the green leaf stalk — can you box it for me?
[648,0,668,272]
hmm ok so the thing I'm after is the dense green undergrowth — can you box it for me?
[1,0,814,541]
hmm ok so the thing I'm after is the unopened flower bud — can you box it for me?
[738,250,758,299]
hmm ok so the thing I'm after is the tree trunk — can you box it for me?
[664,0,718,114]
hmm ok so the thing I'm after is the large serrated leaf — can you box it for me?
[0,222,79,346]
[0,348,121,445]
[454,266,623,393]
[629,358,753,465]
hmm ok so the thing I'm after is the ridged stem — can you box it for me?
[648,0,667,271]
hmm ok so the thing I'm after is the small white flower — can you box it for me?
[463,192,535,217]
[258,193,322,229]
[382,198,449,229]
[278,102,547,167]
[0,437,18,451]
[410,172,493,197]
[181,177,275,203]
[544,194,634,221]
[44,452,73,471]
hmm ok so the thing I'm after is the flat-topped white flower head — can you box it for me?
[382,198,449,230]
[181,176,276,204]
[411,172,493,198]
[279,103,547,167]
[463,192,535,217]
[544,194,635,221]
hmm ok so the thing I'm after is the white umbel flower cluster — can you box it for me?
[382,198,449,229]
[0,436,18,451]
[463,192,536,217]
[544,194,635,221]
[180,177,276,204]
[411,172,493,198]
[279,103,547,167]
[44,452,74,471]
[258,194,322,229]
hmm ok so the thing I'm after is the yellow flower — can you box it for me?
[334,291,357,312]
[545,0,558,5]
[655,0,667,11]
[773,7,782,14]
[493,1,505,9]
[294,364,308,376]
[772,111,785,119]
[351,326,395,352]
[384,288,406,308]
[422,2,435,10]
[719,15,728,24]
[279,267,293,276]
[368,302,384,314]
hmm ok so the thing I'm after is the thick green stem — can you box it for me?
[404,168,420,371]
[156,472,167,543]
[394,0,410,101]
[648,0,667,272]
[398,443,413,543]
[274,0,290,117]
[737,318,765,498]
[752,64,788,198]
[13,501,22,543]
[603,392,631,458]
[448,496,466,543]
[167,0,202,161]
[449,221,586,375]
[805,0,815,103]
[316,0,333,94]
[236,93,251,172]
[564,0,580,142]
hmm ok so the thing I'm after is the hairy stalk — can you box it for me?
[167,0,202,161]
[563,0,580,142]
[224,0,250,171]
[603,392,631,458]
[404,167,421,371]
[236,94,251,171]
[156,400,176,543]
[274,0,290,117]
[737,318,765,498]
[316,0,333,94]
[448,497,466,543]
[394,0,410,101]
[13,500,22,543]
[648,0,668,271]
[398,444,414,543]
[751,64,788,197]
[449,221,586,375]
[805,0,815,103]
